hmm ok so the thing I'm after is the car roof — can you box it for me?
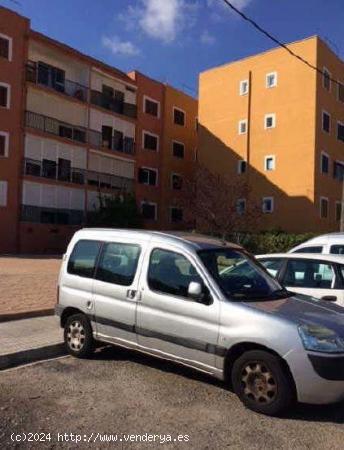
[257,253,344,263]
[73,228,243,252]
[298,233,344,245]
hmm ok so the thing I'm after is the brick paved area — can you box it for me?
[0,257,61,317]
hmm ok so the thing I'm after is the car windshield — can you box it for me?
[198,248,288,301]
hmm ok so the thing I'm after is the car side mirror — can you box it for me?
[188,282,212,305]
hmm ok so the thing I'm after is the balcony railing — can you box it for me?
[26,61,89,103]
[21,204,84,226]
[23,157,134,193]
[26,111,135,155]
[90,90,137,119]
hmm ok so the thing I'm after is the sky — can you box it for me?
[1,0,344,96]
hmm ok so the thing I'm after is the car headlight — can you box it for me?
[298,324,344,353]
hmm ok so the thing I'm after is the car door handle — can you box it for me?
[321,295,337,302]
[127,289,138,300]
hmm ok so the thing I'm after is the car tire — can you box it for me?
[64,313,95,358]
[231,350,294,416]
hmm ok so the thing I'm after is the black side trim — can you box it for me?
[308,355,344,381]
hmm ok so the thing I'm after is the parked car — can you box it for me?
[257,253,344,306]
[289,233,344,255]
[56,230,344,416]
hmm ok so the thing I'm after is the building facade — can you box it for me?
[0,6,197,254]
[199,36,344,234]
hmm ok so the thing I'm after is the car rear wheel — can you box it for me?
[64,313,95,358]
[231,350,294,416]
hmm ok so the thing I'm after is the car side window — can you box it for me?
[330,245,344,255]
[95,242,141,286]
[259,258,284,278]
[148,248,204,299]
[283,260,335,289]
[293,246,323,254]
[67,240,102,278]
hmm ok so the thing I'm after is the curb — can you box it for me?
[0,309,55,323]
[0,343,66,371]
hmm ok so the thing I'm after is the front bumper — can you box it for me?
[285,349,344,404]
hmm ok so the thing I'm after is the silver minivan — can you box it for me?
[56,229,344,416]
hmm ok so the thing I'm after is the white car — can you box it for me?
[256,253,344,307]
[289,233,344,255]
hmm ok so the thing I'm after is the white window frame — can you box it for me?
[0,33,13,62]
[323,67,331,92]
[238,119,248,135]
[142,130,159,152]
[322,110,331,134]
[266,72,278,88]
[262,196,274,214]
[0,131,9,157]
[171,172,183,190]
[139,166,158,187]
[239,79,249,96]
[236,198,246,215]
[0,180,8,207]
[264,155,276,172]
[264,113,276,129]
[141,201,157,221]
[0,82,11,109]
[143,95,160,119]
[172,140,185,158]
[320,151,329,174]
[170,206,184,223]
[335,201,342,222]
[173,106,186,126]
[237,160,247,174]
[320,196,329,219]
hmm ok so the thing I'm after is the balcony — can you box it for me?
[21,204,84,226]
[90,89,137,119]
[23,157,134,193]
[26,61,88,103]
[89,129,135,155]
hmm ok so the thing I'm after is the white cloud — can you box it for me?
[119,0,199,44]
[200,30,216,45]
[102,36,140,56]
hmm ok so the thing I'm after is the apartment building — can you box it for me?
[0,6,197,254]
[199,36,344,233]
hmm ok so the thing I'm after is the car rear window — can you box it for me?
[293,246,323,254]
[67,240,102,278]
[330,245,344,255]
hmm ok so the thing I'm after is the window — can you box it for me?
[335,202,342,223]
[0,83,10,108]
[266,72,277,88]
[58,158,71,182]
[0,132,9,157]
[338,82,344,103]
[236,199,246,215]
[0,181,8,207]
[331,244,344,255]
[323,68,331,91]
[95,242,141,286]
[265,114,276,129]
[42,159,57,179]
[283,260,335,289]
[238,119,248,135]
[259,258,284,278]
[141,202,157,220]
[238,160,247,174]
[144,96,159,117]
[148,248,203,299]
[173,141,185,158]
[38,62,65,93]
[322,111,330,133]
[67,240,102,278]
[337,122,344,142]
[320,197,328,218]
[333,161,344,181]
[321,152,329,174]
[262,197,274,213]
[170,207,183,223]
[173,107,185,126]
[143,131,158,151]
[0,34,11,61]
[265,156,275,171]
[293,246,323,254]
[171,173,183,190]
[138,167,157,186]
[239,79,249,95]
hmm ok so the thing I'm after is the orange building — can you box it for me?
[0,6,197,254]
[198,36,344,233]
